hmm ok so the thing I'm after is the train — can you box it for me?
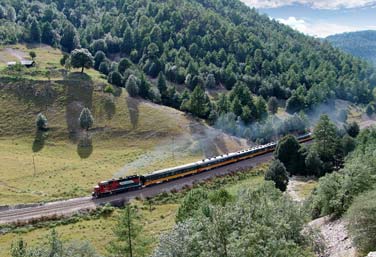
[92,133,313,198]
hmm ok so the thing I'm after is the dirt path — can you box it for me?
[286,176,317,202]
[309,216,357,257]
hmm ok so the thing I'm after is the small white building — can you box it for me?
[7,60,36,68]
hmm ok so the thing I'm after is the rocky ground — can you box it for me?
[287,177,357,257]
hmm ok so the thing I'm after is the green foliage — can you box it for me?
[29,19,41,43]
[265,159,289,191]
[268,96,278,114]
[2,0,375,121]
[346,189,376,254]
[327,30,376,65]
[345,121,360,138]
[107,205,148,257]
[104,84,114,95]
[10,230,101,257]
[70,48,94,73]
[29,51,36,60]
[274,134,305,175]
[36,113,48,130]
[341,134,356,156]
[189,85,210,118]
[155,183,311,257]
[79,107,94,131]
[60,23,79,52]
[108,71,123,87]
[313,115,341,170]
[118,58,132,75]
[305,150,323,177]
[308,128,376,218]
[94,51,106,70]
[126,75,139,97]
[176,188,209,223]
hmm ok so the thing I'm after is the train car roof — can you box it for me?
[143,141,280,179]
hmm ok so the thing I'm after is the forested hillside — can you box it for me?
[0,0,375,125]
[327,30,376,66]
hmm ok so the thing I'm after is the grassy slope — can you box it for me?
[0,45,248,205]
[0,172,264,257]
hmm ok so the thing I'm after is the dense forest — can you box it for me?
[327,30,376,66]
[0,0,375,127]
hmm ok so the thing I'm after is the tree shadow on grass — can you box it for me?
[77,132,93,159]
[65,81,93,143]
[103,97,116,120]
[126,96,139,129]
[32,130,48,153]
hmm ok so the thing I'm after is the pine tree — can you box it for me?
[30,19,41,43]
[122,27,134,54]
[313,115,340,165]
[268,96,278,114]
[41,22,54,45]
[36,113,48,130]
[138,74,150,99]
[265,159,289,191]
[79,108,94,131]
[61,23,80,52]
[107,205,148,257]
[189,85,209,118]
[126,75,139,97]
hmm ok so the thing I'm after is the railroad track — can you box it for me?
[0,151,274,225]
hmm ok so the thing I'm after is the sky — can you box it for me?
[240,0,376,37]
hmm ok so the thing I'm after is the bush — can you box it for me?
[347,189,376,254]
[35,113,48,130]
[264,159,289,192]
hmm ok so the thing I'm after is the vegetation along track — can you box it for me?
[0,150,277,225]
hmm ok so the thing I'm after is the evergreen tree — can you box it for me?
[138,74,150,99]
[30,19,41,43]
[205,73,216,89]
[241,105,253,124]
[79,108,94,131]
[122,27,134,54]
[118,58,132,74]
[305,150,323,177]
[313,115,340,167]
[41,22,53,45]
[36,113,48,130]
[126,75,139,97]
[267,96,278,114]
[157,71,167,102]
[346,121,360,138]
[99,61,110,75]
[107,205,147,257]
[189,85,209,118]
[274,134,305,175]
[61,23,79,52]
[108,71,123,87]
[265,159,289,191]
[94,51,106,70]
[231,97,242,117]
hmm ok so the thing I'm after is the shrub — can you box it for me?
[264,159,289,192]
[35,113,48,130]
[347,189,376,254]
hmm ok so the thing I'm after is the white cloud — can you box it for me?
[242,0,376,9]
[277,16,376,37]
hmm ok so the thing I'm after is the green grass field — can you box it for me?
[0,171,265,257]
[0,45,247,205]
